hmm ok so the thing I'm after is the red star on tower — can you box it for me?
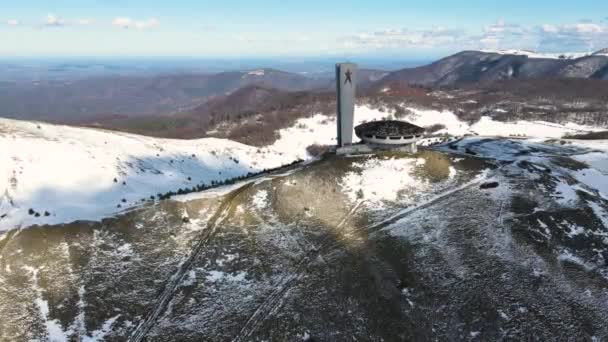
[344,69,353,85]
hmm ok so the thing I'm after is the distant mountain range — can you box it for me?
[0,67,389,122]
[371,49,608,91]
[0,69,332,122]
[0,49,607,131]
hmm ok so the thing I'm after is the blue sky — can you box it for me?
[1,0,608,57]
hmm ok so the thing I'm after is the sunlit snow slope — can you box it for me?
[0,119,298,231]
[1,104,606,231]
[0,106,395,231]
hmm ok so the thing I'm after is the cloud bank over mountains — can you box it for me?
[1,14,606,55]
[343,20,608,53]
[112,17,159,30]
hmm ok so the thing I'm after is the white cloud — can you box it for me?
[479,37,500,49]
[476,20,531,50]
[135,18,159,29]
[233,33,311,45]
[112,17,132,28]
[541,24,558,33]
[76,18,95,26]
[112,17,159,30]
[535,22,608,51]
[6,19,19,26]
[342,20,608,53]
[36,15,99,28]
[562,23,604,33]
[45,14,63,27]
[482,20,524,36]
[484,20,508,33]
[343,26,465,49]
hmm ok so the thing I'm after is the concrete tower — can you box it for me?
[336,63,357,147]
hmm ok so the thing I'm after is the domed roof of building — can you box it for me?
[355,120,424,139]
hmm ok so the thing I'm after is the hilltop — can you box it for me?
[2,135,608,340]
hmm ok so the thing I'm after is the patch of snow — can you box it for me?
[588,201,608,228]
[82,315,120,342]
[205,270,248,283]
[269,105,389,160]
[572,168,608,199]
[24,266,71,342]
[562,220,587,238]
[181,270,197,286]
[470,117,596,138]
[117,243,133,257]
[247,69,265,76]
[401,288,415,307]
[532,267,546,277]
[173,168,300,203]
[559,250,596,271]
[283,179,297,187]
[482,49,591,59]
[217,253,238,267]
[252,190,269,210]
[568,140,608,153]
[574,152,608,174]
[536,219,552,239]
[340,157,428,209]
[205,270,225,282]
[448,166,457,180]
[554,179,579,205]
[398,107,603,140]
[404,108,470,136]
[72,285,86,338]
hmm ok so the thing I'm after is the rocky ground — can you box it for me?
[1,138,607,341]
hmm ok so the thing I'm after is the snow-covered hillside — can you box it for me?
[482,49,592,59]
[0,119,295,231]
[271,106,604,154]
[1,104,606,231]
[399,108,604,139]
[4,135,608,341]
[0,108,391,231]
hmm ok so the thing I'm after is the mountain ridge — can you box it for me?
[372,50,608,90]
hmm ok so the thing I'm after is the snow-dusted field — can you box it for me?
[2,104,607,231]
[0,119,296,231]
[0,107,394,231]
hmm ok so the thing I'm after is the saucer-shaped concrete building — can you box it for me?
[334,63,424,154]
[355,120,425,146]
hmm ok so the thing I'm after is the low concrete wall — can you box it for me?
[336,142,417,155]
[361,135,422,146]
